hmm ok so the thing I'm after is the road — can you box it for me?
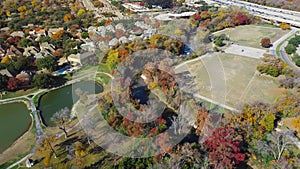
[280,43,300,74]
[204,0,300,27]
[267,28,300,74]
[269,29,297,56]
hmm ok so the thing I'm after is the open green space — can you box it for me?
[214,25,289,49]
[175,53,286,108]
[1,88,38,100]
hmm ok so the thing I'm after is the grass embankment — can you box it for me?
[1,88,38,100]
[276,31,298,57]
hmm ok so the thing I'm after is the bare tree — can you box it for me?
[51,107,70,138]
[257,130,294,161]
[170,114,190,135]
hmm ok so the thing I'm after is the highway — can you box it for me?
[205,0,300,27]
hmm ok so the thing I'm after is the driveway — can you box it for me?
[224,44,266,59]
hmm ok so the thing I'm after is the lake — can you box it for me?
[38,81,103,126]
[0,102,31,153]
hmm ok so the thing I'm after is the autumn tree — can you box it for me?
[37,135,58,167]
[7,77,19,91]
[280,22,291,30]
[194,109,209,136]
[203,127,245,169]
[261,37,271,48]
[106,49,119,68]
[51,107,71,138]
[259,113,276,132]
[63,13,74,22]
[77,9,86,17]
[292,115,300,133]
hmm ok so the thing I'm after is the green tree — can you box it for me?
[18,38,32,47]
[36,56,57,72]
[33,73,56,88]
[285,44,297,54]
[214,39,225,47]
[81,32,88,39]
[0,74,9,90]
[292,53,300,67]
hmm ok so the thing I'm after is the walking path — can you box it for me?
[224,44,265,59]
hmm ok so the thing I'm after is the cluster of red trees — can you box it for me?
[191,9,255,32]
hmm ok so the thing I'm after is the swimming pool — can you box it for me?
[56,66,72,75]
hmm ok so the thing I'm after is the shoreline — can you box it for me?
[0,113,34,164]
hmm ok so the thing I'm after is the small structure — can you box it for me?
[25,158,34,168]
[68,52,96,66]
[0,69,13,77]
[11,31,25,37]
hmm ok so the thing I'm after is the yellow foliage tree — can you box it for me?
[259,113,276,132]
[280,22,291,30]
[17,6,27,13]
[77,8,86,17]
[31,0,37,7]
[63,13,74,22]
[292,115,300,133]
[1,56,11,63]
[6,11,11,17]
[106,49,119,68]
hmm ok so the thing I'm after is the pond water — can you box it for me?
[0,102,31,153]
[38,81,103,126]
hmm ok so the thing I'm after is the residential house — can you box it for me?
[6,46,23,57]
[0,69,13,78]
[11,31,25,38]
[68,52,96,66]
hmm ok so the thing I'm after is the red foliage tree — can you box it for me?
[233,12,250,25]
[118,49,130,61]
[261,38,271,48]
[105,19,113,26]
[7,36,22,45]
[192,13,202,21]
[7,77,20,91]
[203,127,245,169]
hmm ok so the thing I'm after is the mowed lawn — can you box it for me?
[214,25,289,49]
[175,53,286,108]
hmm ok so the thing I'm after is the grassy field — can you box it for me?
[214,25,289,49]
[1,88,38,99]
[175,53,286,108]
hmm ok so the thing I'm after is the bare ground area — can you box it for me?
[175,53,287,108]
[214,25,289,49]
